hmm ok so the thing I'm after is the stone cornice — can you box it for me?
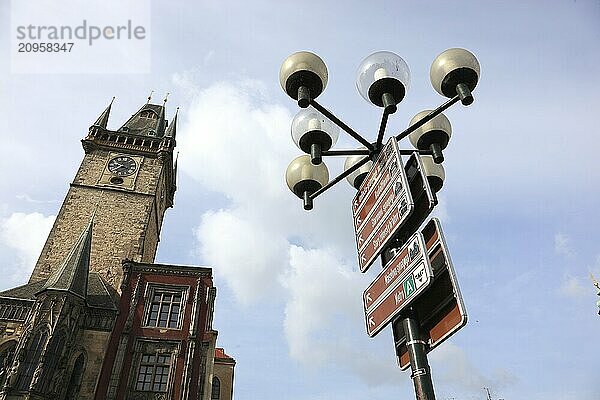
[122,260,212,278]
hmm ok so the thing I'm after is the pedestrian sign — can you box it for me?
[403,276,416,297]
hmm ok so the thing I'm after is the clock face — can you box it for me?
[108,156,137,177]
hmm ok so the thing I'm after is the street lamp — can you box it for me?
[281,47,479,209]
[280,48,480,400]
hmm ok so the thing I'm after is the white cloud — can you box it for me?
[0,212,55,287]
[195,209,288,305]
[430,342,517,394]
[15,194,57,204]
[554,232,574,258]
[281,245,363,364]
[176,79,293,207]
[282,245,403,385]
[559,275,589,299]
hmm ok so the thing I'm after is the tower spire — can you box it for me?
[37,213,94,300]
[92,97,115,129]
[165,107,179,139]
[147,90,154,104]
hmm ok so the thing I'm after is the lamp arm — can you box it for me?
[395,94,462,142]
[322,149,371,157]
[375,109,391,151]
[310,156,372,200]
[310,99,374,151]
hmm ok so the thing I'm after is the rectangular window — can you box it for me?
[145,290,183,329]
[135,353,172,392]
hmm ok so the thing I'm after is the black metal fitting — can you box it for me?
[430,143,444,164]
[310,143,322,165]
[297,86,311,108]
[381,92,397,114]
[456,83,474,106]
[303,191,313,210]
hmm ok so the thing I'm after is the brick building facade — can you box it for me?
[0,98,235,399]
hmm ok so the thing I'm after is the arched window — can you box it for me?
[0,341,17,388]
[16,329,48,391]
[39,331,66,393]
[65,353,85,399]
[140,110,158,119]
[211,376,220,400]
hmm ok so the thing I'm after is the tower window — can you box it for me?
[0,341,17,389]
[211,376,221,400]
[144,287,184,329]
[39,331,66,393]
[17,329,48,391]
[140,110,158,119]
[135,353,171,392]
[65,353,86,399]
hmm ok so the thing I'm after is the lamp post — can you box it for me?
[281,48,480,400]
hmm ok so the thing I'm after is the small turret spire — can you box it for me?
[92,97,115,129]
[147,90,154,104]
[37,213,95,300]
[165,107,179,139]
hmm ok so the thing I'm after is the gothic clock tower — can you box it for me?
[0,97,235,400]
[29,97,178,289]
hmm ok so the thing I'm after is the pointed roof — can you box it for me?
[165,108,178,139]
[36,215,94,300]
[157,102,167,137]
[92,97,115,129]
[119,101,167,137]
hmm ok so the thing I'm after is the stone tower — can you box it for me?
[0,97,235,400]
[29,98,178,289]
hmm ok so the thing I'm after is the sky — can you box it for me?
[1,1,599,399]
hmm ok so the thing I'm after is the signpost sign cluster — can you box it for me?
[392,218,467,370]
[352,138,467,381]
[363,232,432,337]
[352,138,413,272]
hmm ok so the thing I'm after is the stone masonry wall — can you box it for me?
[30,148,169,290]
[79,329,112,399]
[213,362,235,400]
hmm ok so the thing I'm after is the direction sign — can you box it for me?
[391,218,467,370]
[353,138,413,272]
[388,152,438,245]
[363,232,432,337]
[352,137,401,217]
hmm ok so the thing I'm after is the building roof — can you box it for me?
[0,272,119,310]
[119,102,167,137]
[164,107,178,139]
[37,216,94,299]
[92,97,114,129]
[0,214,119,310]
[214,347,236,364]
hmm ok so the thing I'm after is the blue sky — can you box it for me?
[1,1,599,399]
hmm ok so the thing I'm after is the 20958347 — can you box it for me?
[17,42,74,52]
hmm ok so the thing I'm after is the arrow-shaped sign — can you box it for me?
[356,215,363,227]
[365,293,372,304]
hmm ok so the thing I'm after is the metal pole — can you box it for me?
[381,249,436,400]
[402,310,436,400]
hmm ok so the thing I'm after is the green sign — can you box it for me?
[403,275,416,298]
